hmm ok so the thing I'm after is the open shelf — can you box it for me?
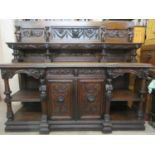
[110,102,138,121]
[12,90,40,102]
[14,103,41,121]
[112,89,140,101]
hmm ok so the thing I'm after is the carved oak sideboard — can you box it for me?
[0,20,153,134]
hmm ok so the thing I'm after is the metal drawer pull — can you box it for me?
[87,95,96,102]
[57,96,65,103]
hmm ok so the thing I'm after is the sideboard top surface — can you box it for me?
[0,62,153,69]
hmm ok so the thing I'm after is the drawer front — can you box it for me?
[48,80,73,119]
[78,79,104,119]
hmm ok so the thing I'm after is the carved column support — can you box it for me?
[45,26,50,42]
[3,78,14,121]
[45,44,51,62]
[128,28,133,42]
[15,26,22,42]
[131,49,137,62]
[12,50,24,63]
[1,69,15,121]
[138,78,146,120]
[12,50,19,63]
[39,72,49,134]
[103,70,113,133]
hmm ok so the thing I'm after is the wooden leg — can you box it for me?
[138,78,146,120]
[103,78,112,133]
[39,77,49,134]
[4,78,14,121]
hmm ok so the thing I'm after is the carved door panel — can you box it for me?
[78,79,104,119]
[48,80,73,120]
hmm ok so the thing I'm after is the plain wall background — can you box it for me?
[0,19,19,100]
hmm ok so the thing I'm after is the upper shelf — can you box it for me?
[7,42,141,50]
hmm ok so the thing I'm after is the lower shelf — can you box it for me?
[112,89,140,101]
[14,103,41,121]
[5,102,144,132]
[12,90,40,102]
[13,102,138,121]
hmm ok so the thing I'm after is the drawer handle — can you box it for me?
[57,96,65,103]
[87,95,96,102]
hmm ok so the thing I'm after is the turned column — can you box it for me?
[39,73,49,134]
[138,78,146,120]
[131,49,137,62]
[3,78,14,121]
[103,72,113,133]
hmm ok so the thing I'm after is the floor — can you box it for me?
[0,101,155,135]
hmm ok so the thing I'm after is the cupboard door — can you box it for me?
[48,80,73,120]
[78,79,104,119]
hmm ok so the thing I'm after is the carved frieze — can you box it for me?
[79,69,105,75]
[51,27,101,41]
[47,68,105,76]
[47,69,73,75]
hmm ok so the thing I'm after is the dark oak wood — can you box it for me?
[78,79,104,119]
[112,89,140,101]
[0,20,153,134]
[12,90,40,102]
[48,80,73,120]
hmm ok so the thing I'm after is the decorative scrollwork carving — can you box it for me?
[22,28,44,38]
[1,69,44,79]
[107,68,147,79]
[47,68,105,76]
[47,69,73,75]
[51,27,100,40]
[105,30,129,38]
[79,69,105,75]
[1,69,15,79]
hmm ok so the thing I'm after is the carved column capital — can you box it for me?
[1,69,15,79]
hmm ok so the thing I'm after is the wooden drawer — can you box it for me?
[48,80,73,120]
[78,79,104,119]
